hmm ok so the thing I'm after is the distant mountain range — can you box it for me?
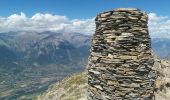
[1,32,169,67]
[0,31,90,66]
[152,38,170,58]
[0,31,169,99]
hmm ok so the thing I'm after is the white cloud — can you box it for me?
[0,12,95,35]
[0,12,170,38]
[148,13,170,38]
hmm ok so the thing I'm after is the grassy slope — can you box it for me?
[37,72,87,100]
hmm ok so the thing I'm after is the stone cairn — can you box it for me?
[87,8,156,100]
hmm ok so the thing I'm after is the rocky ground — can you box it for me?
[154,57,170,100]
[37,72,87,100]
[37,57,170,100]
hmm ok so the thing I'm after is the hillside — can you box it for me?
[37,58,170,100]
[37,72,87,100]
[0,32,90,99]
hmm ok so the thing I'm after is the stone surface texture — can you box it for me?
[87,8,156,100]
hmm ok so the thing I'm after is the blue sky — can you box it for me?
[0,0,169,19]
[0,0,170,38]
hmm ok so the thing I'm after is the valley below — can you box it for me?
[0,31,89,100]
[0,63,85,100]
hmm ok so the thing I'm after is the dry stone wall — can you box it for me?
[87,8,156,100]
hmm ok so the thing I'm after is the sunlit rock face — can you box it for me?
[87,8,156,100]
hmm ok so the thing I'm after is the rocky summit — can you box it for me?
[36,58,170,100]
[87,8,156,100]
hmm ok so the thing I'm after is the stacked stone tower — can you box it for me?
[87,8,156,100]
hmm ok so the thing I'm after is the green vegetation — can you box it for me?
[0,63,86,100]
